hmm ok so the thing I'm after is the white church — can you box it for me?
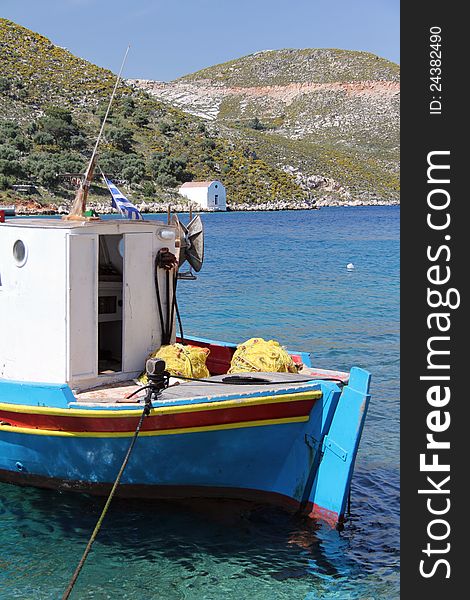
[179,180,226,211]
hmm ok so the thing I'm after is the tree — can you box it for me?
[69,134,87,150]
[201,137,216,150]
[0,121,26,148]
[36,161,60,186]
[107,125,133,153]
[36,107,80,149]
[149,153,192,187]
[0,175,11,190]
[55,151,85,174]
[33,131,55,146]
[0,145,20,161]
[44,106,73,124]
[133,109,149,127]
[25,153,60,186]
[247,117,266,131]
[141,181,156,196]
[120,96,135,117]
[0,158,24,179]
[121,156,146,184]
[0,77,11,92]
[157,118,179,136]
[26,121,38,136]
[99,150,126,178]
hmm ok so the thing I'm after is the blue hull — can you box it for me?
[0,360,371,527]
[1,421,316,503]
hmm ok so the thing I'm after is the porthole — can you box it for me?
[13,240,28,267]
[158,229,175,241]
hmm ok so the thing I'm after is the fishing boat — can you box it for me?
[0,212,370,529]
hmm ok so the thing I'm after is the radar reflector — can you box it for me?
[172,214,204,275]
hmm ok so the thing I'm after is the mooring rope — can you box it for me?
[61,397,152,600]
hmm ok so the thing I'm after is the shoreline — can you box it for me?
[2,198,400,216]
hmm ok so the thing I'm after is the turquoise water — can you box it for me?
[0,207,399,599]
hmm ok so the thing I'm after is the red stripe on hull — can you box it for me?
[0,399,316,433]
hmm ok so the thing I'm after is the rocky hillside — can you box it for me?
[131,49,400,203]
[0,20,399,209]
[0,19,308,210]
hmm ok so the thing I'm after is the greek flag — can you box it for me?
[105,178,143,220]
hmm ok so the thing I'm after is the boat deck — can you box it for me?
[73,368,348,408]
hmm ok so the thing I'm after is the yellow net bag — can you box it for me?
[228,337,299,374]
[139,343,210,383]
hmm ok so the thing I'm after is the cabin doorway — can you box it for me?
[98,234,123,374]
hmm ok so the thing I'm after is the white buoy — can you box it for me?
[346,263,355,270]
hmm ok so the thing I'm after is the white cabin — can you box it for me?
[179,181,226,211]
[0,218,178,391]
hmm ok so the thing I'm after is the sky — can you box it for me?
[1,0,399,81]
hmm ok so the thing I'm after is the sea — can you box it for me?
[0,206,399,599]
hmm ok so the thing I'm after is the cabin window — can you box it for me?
[13,240,27,267]
[214,195,218,205]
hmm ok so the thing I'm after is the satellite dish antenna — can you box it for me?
[172,214,204,278]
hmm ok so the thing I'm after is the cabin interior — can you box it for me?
[98,234,124,374]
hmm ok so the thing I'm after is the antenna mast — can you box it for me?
[64,45,130,220]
